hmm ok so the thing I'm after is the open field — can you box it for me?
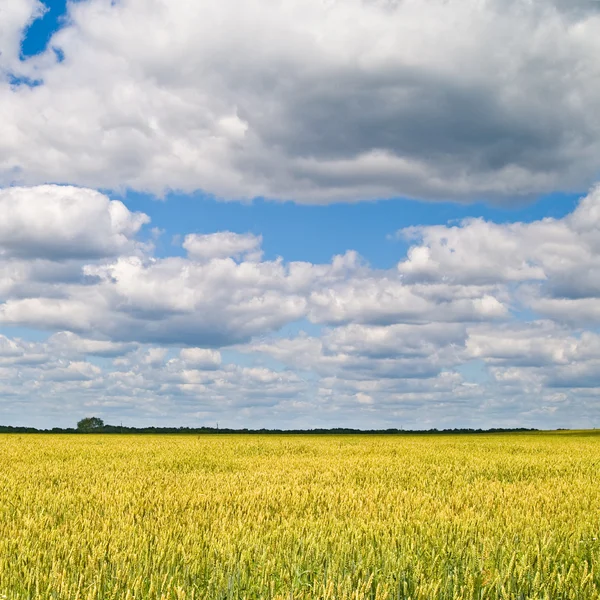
[0,432,599,599]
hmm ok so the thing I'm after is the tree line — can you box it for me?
[0,417,540,435]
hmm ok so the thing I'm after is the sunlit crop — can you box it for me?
[0,432,598,599]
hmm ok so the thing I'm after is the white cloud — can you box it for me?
[0,320,598,428]
[245,322,464,382]
[47,332,136,357]
[0,185,149,260]
[178,347,222,369]
[399,186,600,285]
[323,322,465,360]
[0,249,509,345]
[308,281,508,325]
[0,186,600,428]
[397,186,600,323]
[2,0,600,201]
[0,185,510,346]
[0,0,44,70]
[183,232,262,262]
[41,360,102,382]
[0,253,309,344]
[465,322,578,367]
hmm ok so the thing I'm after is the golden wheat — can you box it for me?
[0,432,598,599]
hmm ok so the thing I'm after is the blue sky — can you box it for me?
[1,0,599,429]
[20,0,67,58]
[122,191,582,266]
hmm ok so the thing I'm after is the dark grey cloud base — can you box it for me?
[2,0,600,202]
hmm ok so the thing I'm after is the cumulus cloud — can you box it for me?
[0,185,149,260]
[0,247,510,346]
[0,186,600,427]
[0,0,44,70]
[0,186,509,346]
[183,232,262,262]
[308,281,508,325]
[466,321,600,391]
[8,186,600,350]
[1,0,600,201]
[323,322,466,360]
[47,332,136,357]
[398,187,600,286]
[41,360,102,382]
[0,253,309,345]
[247,332,455,381]
[178,347,222,369]
[397,186,600,323]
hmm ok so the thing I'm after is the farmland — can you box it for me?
[0,432,598,599]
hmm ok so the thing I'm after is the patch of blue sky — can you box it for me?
[84,355,116,369]
[219,348,288,373]
[455,360,491,385]
[0,325,51,342]
[124,190,582,269]
[20,0,68,59]
[276,320,322,339]
[7,74,43,87]
[509,304,544,323]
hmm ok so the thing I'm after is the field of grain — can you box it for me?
[0,432,598,599]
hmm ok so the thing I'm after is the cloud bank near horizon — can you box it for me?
[0,185,599,429]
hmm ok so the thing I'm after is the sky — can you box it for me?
[1,0,600,430]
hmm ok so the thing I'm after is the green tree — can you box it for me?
[76,417,105,432]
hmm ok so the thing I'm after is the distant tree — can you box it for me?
[76,417,105,432]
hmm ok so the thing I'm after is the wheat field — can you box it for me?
[0,432,598,599]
